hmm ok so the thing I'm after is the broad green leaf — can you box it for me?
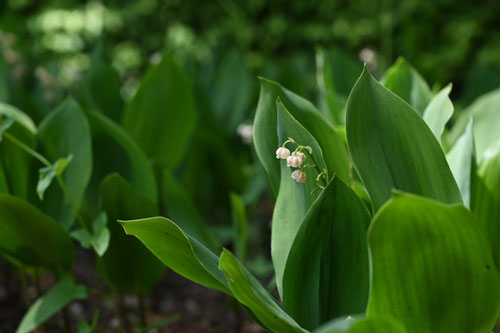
[346,67,462,211]
[315,47,362,125]
[283,177,370,330]
[314,315,406,333]
[122,53,196,169]
[254,77,350,194]
[37,98,92,229]
[98,174,165,293]
[70,212,110,256]
[85,111,157,210]
[36,155,72,200]
[271,100,326,296]
[212,49,254,133]
[120,216,231,295]
[472,141,500,267]
[230,192,248,260]
[159,168,219,253]
[449,87,500,159]
[219,249,308,333]
[422,84,453,143]
[367,193,500,332]
[382,57,432,115]
[16,277,87,333]
[0,194,74,273]
[0,102,37,134]
[446,120,475,208]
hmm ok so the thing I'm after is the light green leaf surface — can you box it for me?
[230,192,248,260]
[449,87,500,160]
[37,98,92,229]
[37,155,72,200]
[253,77,350,194]
[446,120,475,208]
[472,141,500,268]
[70,212,109,256]
[98,174,165,294]
[0,116,14,141]
[367,193,500,332]
[120,216,231,295]
[17,277,87,333]
[122,53,196,169]
[282,177,370,330]
[0,102,36,134]
[0,194,74,273]
[422,84,453,143]
[219,249,308,333]
[382,57,432,115]
[314,315,406,333]
[346,67,462,211]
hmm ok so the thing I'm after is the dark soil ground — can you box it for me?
[0,247,269,333]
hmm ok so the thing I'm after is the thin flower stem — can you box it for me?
[19,267,31,307]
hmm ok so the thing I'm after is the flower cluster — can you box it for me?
[275,138,312,183]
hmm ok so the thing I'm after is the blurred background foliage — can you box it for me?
[2,0,500,109]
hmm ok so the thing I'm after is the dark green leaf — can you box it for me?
[219,249,308,333]
[98,174,165,294]
[122,53,196,169]
[346,67,462,211]
[0,116,14,141]
[367,193,500,332]
[0,194,74,273]
[17,277,86,333]
[37,98,92,229]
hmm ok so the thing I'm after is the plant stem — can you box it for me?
[138,294,147,328]
[19,267,31,307]
[112,289,127,332]
[61,307,72,333]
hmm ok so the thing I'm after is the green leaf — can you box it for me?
[472,141,500,268]
[0,116,14,141]
[314,315,406,333]
[98,174,165,293]
[0,194,74,273]
[346,67,462,211]
[159,168,219,253]
[122,53,196,169]
[282,177,370,330]
[36,155,72,200]
[367,193,500,332]
[315,47,362,125]
[230,192,248,260]
[219,249,308,333]
[271,99,327,296]
[85,111,157,209]
[254,77,350,194]
[449,87,500,159]
[0,102,37,134]
[446,120,475,208]
[119,216,231,295]
[37,98,92,229]
[16,277,87,333]
[70,212,110,256]
[77,311,99,333]
[422,84,453,143]
[382,57,432,115]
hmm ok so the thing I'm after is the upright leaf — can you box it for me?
[120,216,231,295]
[16,277,86,333]
[367,193,500,332]
[346,67,462,211]
[0,194,74,273]
[422,84,453,143]
[382,58,432,115]
[37,98,92,229]
[230,192,248,260]
[98,174,165,294]
[254,78,350,193]
[282,177,370,330]
[219,249,308,333]
[122,53,196,169]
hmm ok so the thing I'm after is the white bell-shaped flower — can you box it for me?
[286,151,306,167]
[291,169,307,183]
[276,147,291,159]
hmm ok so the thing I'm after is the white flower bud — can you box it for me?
[286,151,306,167]
[291,170,307,183]
[276,147,291,159]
